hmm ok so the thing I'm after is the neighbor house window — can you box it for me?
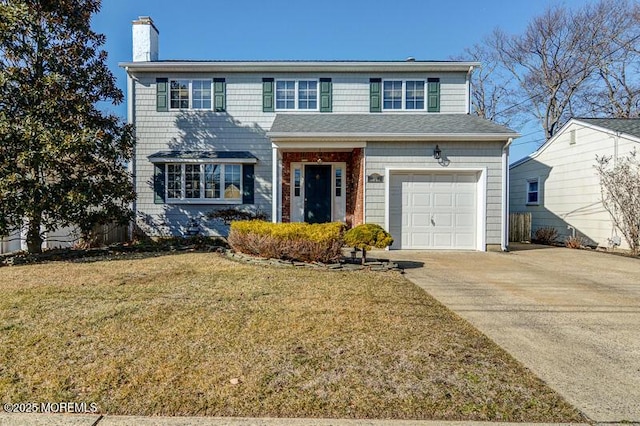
[170,79,212,110]
[383,80,426,110]
[166,163,242,202]
[527,179,539,204]
[276,80,318,110]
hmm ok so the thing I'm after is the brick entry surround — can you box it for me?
[281,149,364,227]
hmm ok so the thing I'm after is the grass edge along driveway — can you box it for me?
[0,253,585,422]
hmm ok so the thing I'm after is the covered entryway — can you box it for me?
[389,171,479,249]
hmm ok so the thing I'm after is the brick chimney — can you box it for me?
[132,16,159,62]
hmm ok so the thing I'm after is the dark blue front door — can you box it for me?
[304,165,332,223]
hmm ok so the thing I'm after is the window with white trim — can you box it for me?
[165,163,242,201]
[383,80,426,110]
[527,178,539,204]
[276,80,318,110]
[170,79,212,110]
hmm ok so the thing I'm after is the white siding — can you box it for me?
[509,121,640,249]
[366,141,505,247]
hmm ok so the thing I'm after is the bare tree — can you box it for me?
[595,150,640,255]
[460,41,519,126]
[491,5,605,139]
[577,0,640,118]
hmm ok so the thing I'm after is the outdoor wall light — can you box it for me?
[433,145,442,160]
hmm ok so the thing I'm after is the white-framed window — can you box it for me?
[276,79,318,110]
[527,178,539,205]
[166,163,242,202]
[293,168,301,197]
[170,79,212,110]
[383,80,426,110]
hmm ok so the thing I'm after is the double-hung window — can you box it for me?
[383,80,426,110]
[527,178,539,205]
[170,79,212,110]
[276,80,318,110]
[166,163,242,202]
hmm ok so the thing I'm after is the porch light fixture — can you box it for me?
[433,145,442,160]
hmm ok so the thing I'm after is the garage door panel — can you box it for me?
[412,194,431,207]
[434,193,453,208]
[456,192,475,207]
[389,172,478,250]
[456,213,475,227]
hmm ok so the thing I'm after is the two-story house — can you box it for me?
[119,17,518,251]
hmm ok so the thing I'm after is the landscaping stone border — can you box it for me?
[224,249,402,272]
[0,244,402,272]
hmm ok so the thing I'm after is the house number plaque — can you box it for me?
[367,173,383,183]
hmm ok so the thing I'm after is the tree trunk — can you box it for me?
[361,248,367,265]
[26,216,43,254]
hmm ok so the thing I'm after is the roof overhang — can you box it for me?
[148,151,258,163]
[119,61,481,74]
[268,132,519,142]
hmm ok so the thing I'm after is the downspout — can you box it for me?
[466,66,474,114]
[501,138,513,252]
[271,144,278,223]
[126,69,136,240]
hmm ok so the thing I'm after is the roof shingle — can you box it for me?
[268,114,517,137]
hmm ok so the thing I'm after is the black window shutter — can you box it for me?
[213,78,226,111]
[319,78,332,112]
[153,164,165,204]
[156,78,168,112]
[262,78,274,112]
[427,78,440,112]
[242,164,255,204]
[370,78,381,112]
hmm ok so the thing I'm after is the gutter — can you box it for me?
[501,138,513,252]
[118,61,482,74]
[267,132,520,142]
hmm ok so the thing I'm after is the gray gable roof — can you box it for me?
[268,114,518,140]
[577,118,640,139]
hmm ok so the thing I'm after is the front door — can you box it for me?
[304,165,332,223]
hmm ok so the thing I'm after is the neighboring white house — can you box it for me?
[509,118,640,249]
[0,227,79,254]
[119,16,519,251]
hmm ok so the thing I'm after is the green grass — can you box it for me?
[0,253,584,421]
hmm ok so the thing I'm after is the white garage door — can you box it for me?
[389,172,478,249]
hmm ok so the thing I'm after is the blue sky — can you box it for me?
[92,0,595,162]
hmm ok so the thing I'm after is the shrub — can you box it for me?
[228,221,345,263]
[565,236,586,249]
[344,224,394,264]
[533,227,558,245]
[207,208,267,225]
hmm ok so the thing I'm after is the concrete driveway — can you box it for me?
[379,244,640,424]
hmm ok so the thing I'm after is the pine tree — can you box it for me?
[0,0,134,253]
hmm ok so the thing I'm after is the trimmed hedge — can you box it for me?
[228,221,346,263]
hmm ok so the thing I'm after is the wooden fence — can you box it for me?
[509,212,532,242]
[90,223,129,246]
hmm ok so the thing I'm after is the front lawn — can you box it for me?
[0,253,583,421]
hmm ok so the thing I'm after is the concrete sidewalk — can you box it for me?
[378,245,640,424]
[0,413,591,425]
